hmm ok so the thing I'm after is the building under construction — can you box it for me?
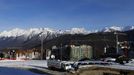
[51,45,93,61]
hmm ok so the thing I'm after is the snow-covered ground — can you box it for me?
[0,60,48,75]
[79,64,134,71]
[125,59,134,66]
[0,60,47,68]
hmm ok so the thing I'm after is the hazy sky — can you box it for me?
[0,0,134,31]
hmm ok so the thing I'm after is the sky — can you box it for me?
[0,0,134,31]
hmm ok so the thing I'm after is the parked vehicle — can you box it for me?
[47,59,74,71]
[104,57,116,62]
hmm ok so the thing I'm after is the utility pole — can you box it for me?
[39,33,44,60]
[40,35,44,60]
[114,32,119,54]
[40,31,50,60]
[60,43,62,61]
[114,32,127,54]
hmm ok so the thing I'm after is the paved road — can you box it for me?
[0,67,40,75]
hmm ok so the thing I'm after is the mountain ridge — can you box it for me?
[0,26,134,38]
[0,26,133,49]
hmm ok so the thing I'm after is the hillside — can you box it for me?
[0,27,133,58]
[33,31,128,58]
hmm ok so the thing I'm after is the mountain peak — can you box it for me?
[102,26,123,32]
[101,26,134,32]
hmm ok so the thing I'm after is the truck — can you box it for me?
[47,59,74,71]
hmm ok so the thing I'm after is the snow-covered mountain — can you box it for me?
[0,28,54,38]
[122,26,134,31]
[101,26,134,32]
[0,28,90,49]
[0,26,133,49]
[102,26,123,32]
[0,28,90,38]
[0,26,133,38]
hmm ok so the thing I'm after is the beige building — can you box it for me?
[1,48,40,60]
[15,49,40,60]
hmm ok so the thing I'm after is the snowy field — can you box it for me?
[0,60,48,75]
[0,60,47,68]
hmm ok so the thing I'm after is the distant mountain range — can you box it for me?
[0,26,134,49]
[0,26,134,38]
